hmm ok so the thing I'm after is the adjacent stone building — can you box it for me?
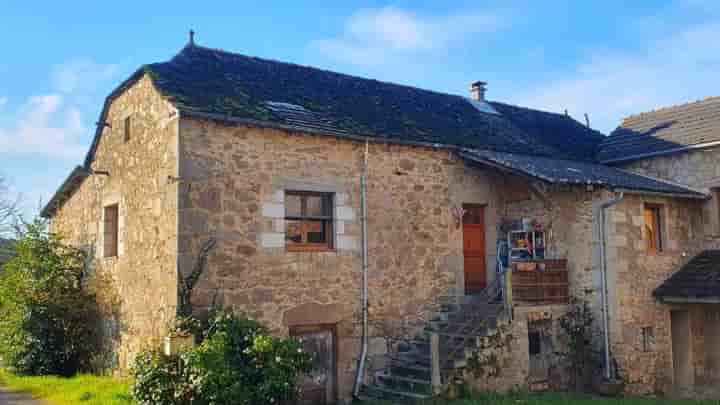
[42,38,717,402]
[597,98,720,398]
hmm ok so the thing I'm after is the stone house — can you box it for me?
[41,38,716,402]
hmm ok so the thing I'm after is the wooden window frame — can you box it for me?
[285,191,334,252]
[644,203,663,254]
[103,204,119,258]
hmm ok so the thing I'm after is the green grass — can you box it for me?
[366,391,719,405]
[0,369,135,405]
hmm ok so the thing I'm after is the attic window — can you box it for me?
[123,116,132,143]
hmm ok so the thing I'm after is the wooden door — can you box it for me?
[292,327,336,404]
[671,310,693,396]
[463,204,487,294]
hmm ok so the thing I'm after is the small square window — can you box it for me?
[644,204,663,254]
[641,326,654,352]
[123,116,132,143]
[285,191,333,251]
[104,204,119,258]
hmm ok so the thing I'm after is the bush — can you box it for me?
[0,220,100,376]
[132,310,313,405]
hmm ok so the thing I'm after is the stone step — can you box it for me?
[360,384,432,403]
[377,372,432,387]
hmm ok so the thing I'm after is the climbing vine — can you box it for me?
[557,297,599,391]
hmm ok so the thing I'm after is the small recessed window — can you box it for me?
[104,204,119,258]
[285,191,334,251]
[528,331,541,355]
[644,204,663,254]
[123,116,132,143]
[641,326,654,352]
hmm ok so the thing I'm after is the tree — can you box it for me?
[0,220,100,376]
[0,174,20,237]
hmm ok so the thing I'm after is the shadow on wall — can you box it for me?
[80,242,127,372]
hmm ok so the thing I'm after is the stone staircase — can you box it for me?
[358,277,511,403]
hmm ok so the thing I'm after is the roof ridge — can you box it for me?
[621,96,720,125]
[173,43,471,101]
[488,100,575,121]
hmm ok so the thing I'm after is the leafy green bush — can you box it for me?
[131,310,313,405]
[131,349,195,405]
[0,220,100,376]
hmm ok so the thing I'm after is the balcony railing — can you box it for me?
[507,259,569,305]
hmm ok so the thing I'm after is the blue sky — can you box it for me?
[2,0,720,218]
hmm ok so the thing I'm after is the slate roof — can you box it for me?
[654,250,720,300]
[459,149,705,198]
[42,41,706,216]
[490,102,605,162]
[598,97,720,163]
[138,43,603,160]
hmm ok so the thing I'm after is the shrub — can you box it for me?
[0,220,100,376]
[131,349,195,405]
[132,310,313,405]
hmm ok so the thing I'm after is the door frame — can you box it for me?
[290,323,338,404]
[462,203,487,294]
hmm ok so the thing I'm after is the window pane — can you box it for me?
[306,195,327,217]
[286,193,302,217]
[286,220,303,244]
[306,220,326,244]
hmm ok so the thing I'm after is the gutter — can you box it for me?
[598,191,623,381]
[613,188,707,200]
[353,140,370,398]
[656,296,720,304]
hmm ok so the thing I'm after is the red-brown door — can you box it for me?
[463,204,487,294]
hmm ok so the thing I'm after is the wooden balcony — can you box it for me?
[508,259,569,305]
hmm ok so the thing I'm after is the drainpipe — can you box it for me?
[599,191,623,381]
[353,140,370,398]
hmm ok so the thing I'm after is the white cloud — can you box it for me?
[0,59,120,159]
[0,94,87,158]
[512,19,720,133]
[54,59,119,94]
[311,6,509,66]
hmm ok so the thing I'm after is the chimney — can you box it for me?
[470,81,487,102]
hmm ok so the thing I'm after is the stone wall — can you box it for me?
[623,148,720,239]
[500,181,600,304]
[50,74,180,370]
[177,118,509,399]
[604,194,705,395]
[464,305,570,394]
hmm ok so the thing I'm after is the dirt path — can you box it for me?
[0,389,44,405]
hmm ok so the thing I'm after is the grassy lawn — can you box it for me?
[0,369,135,405]
[366,391,718,405]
